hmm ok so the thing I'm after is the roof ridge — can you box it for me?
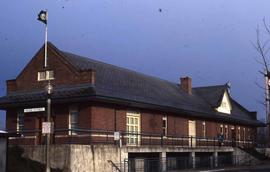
[193,84,228,89]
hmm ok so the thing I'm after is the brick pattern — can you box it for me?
[6,104,256,145]
[141,111,163,134]
[7,44,95,94]
[167,115,188,136]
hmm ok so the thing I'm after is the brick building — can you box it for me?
[0,42,265,171]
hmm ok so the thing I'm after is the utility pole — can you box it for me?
[46,81,53,172]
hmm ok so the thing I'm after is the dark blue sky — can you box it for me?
[0,0,270,129]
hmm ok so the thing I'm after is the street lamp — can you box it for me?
[45,81,53,172]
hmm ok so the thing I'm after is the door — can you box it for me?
[188,120,196,147]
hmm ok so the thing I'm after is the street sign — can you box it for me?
[24,107,45,113]
[114,132,120,141]
[42,122,54,134]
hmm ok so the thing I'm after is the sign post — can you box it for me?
[114,131,122,171]
[42,122,54,134]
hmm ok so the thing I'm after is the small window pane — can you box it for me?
[17,112,24,132]
[69,107,78,134]
[134,118,138,125]
[38,72,46,81]
[47,71,54,80]
[162,120,166,128]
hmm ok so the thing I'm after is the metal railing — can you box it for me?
[7,128,257,148]
[122,155,254,172]
[108,160,121,172]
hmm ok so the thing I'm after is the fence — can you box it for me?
[121,154,253,172]
[7,128,256,148]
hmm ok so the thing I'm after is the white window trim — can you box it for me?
[215,91,232,114]
[69,106,79,135]
[220,124,224,134]
[16,112,24,132]
[38,70,54,81]
[237,127,241,141]
[243,128,246,142]
[202,121,206,138]
[46,70,54,80]
[126,111,141,145]
[37,71,46,81]
[162,115,168,137]
[224,125,228,139]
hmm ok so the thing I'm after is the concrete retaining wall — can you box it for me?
[21,145,123,172]
[17,145,261,172]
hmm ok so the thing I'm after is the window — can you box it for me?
[17,111,24,132]
[38,71,46,81]
[237,127,241,141]
[247,128,251,140]
[47,70,54,80]
[69,106,79,135]
[220,125,224,135]
[224,125,228,139]
[243,128,246,142]
[38,70,54,81]
[126,111,140,145]
[202,121,206,138]
[215,92,232,114]
[162,115,167,136]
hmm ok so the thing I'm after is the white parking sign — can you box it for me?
[114,132,120,140]
[42,122,54,134]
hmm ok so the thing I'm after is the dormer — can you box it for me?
[194,83,233,115]
[215,90,232,114]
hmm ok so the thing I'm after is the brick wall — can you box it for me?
[6,109,17,131]
[6,103,257,145]
[141,111,163,134]
[167,115,188,136]
[7,44,95,94]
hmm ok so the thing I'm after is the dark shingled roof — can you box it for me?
[0,84,95,106]
[0,43,264,127]
[193,85,228,108]
[61,50,262,126]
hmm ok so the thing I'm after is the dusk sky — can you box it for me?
[0,0,270,129]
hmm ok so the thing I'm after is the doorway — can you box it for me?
[188,120,196,147]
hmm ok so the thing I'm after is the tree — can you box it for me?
[253,18,270,144]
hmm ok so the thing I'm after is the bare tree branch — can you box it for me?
[255,27,269,71]
[263,17,270,36]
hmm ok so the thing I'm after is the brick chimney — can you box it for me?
[180,77,192,94]
[6,79,17,94]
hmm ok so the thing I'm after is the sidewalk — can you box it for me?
[181,162,270,172]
